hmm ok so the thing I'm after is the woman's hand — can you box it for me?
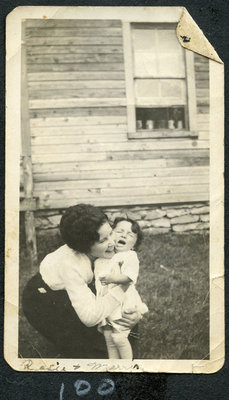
[116,309,142,329]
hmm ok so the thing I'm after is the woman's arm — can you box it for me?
[63,269,126,327]
[99,273,132,285]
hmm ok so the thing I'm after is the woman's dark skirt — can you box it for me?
[22,273,138,359]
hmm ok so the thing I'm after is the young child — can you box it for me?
[94,217,148,359]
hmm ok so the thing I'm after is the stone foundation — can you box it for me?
[34,202,209,236]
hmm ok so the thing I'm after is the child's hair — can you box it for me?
[60,203,108,253]
[112,217,143,250]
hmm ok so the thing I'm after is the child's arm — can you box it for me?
[99,273,132,285]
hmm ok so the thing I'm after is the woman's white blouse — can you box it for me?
[40,245,124,327]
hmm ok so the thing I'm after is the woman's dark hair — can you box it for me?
[60,204,108,253]
[112,217,143,250]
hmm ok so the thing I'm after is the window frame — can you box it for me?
[122,21,197,139]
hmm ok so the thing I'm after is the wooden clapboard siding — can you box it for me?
[29,99,127,109]
[194,53,209,145]
[29,88,126,99]
[37,193,209,209]
[28,63,124,73]
[28,72,125,81]
[30,116,127,127]
[27,37,124,46]
[22,19,209,210]
[28,80,126,89]
[33,166,209,182]
[31,134,127,145]
[27,54,124,64]
[29,107,126,118]
[35,184,209,200]
[31,140,209,154]
[25,20,122,28]
[194,54,209,115]
[26,27,123,38]
[27,45,124,55]
[34,175,209,191]
[32,159,168,174]
[30,124,128,136]
[32,149,209,164]
[31,156,209,174]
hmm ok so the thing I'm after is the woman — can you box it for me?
[22,204,140,359]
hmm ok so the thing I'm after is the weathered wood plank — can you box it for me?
[32,159,167,173]
[26,28,123,37]
[31,143,208,160]
[130,130,198,139]
[27,53,124,64]
[32,153,108,163]
[26,36,124,46]
[29,88,126,99]
[196,88,209,98]
[197,98,210,107]
[30,106,127,118]
[27,45,123,55]
[196,80,209,89]
[28,71,125,81]
[195,72,209,81]
[28,80,126,89]
[38,192,209,209]
[185,50,197,132]
[108,149,209,162]
[31,140,209,154]
[33,166,209,182]
[197,106,209,114]
[35,184,209,200]
[30,124,128,136]
[167,158,209,167]
[27,63,124,72]
[29,98,127,110]
[31,133,127,145]
[30,115,127,127]
[25,19,122,28]
[194,63,209,72]
[123,21,136,135]
[31,150,209,164]
[34,175,209,191]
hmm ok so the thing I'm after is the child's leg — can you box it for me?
[111,331,133,359]
[103,327,120,359]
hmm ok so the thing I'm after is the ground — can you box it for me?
[19,229,209,360]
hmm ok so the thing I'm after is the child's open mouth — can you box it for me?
[117,239,126,245]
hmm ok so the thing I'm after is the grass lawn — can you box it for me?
[19,230,209,360]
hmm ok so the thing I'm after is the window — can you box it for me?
[123,22,197,139]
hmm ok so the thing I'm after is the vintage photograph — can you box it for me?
[5,6,224,372]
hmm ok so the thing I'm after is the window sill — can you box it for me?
[128,130,198,139]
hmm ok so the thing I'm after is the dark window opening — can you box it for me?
[136,106,186,130]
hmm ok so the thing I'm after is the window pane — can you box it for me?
[132,28,185,78]
[157,53,185,78]
[135,79,186,106]
[132,29,157,51]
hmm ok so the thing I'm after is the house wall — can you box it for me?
[21,19,210,232]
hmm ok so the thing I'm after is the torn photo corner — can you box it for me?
[5,6,224,373]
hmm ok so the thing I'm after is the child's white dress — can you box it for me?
[94,250,148,333]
